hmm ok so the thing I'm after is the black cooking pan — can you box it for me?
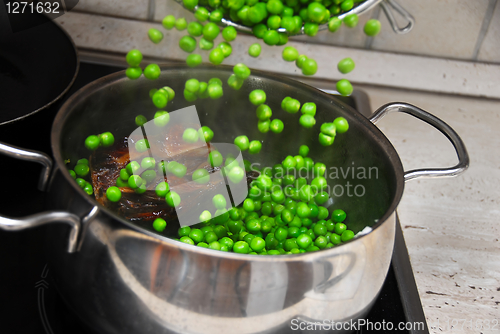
[0,10,79,125]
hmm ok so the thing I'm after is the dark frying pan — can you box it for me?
[0,11,79,125]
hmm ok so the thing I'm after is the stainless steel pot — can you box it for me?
[0,65,468,334]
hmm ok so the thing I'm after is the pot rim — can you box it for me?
[51,64,405,260]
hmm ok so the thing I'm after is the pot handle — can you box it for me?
[0,141,81,253]
[380,0,415,34]
[0,212,80,253]
[0,141,52,191]
[369,102,469,182]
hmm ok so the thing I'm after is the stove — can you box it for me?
[0,62,429,334]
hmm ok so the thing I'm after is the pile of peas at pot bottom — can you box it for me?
[151,142,356,255]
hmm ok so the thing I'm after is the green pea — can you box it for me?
[267,0,284,14]
[319,133,335,146]
[199,210,212,223]
[166,191,181,207]
[228,74,244,90]
[274,227,288,241]
[154,111,170,127]
[252,23,267,38]
[285,98,301,113]
[125,67,142,80]
[175,18,188,30]
[144,64,161,80]
[268,119,283,133]
[179,35,197,53]
[228,166,245,183]
[209,8,223,22]
[148,28,163,44]
[208,150,223,167]
[336,79,353,96]
[296,55,308,69]
[341,230,354,242]
[233,241,250,254]
[208,77,222,86]
[198,126,213,142]
[203,22,220,41]
[199,37,214,50]
[234,135,250,151]
[106,186,121,202]
[301,58,318,76]
[267,15,281,29]
[74,163,89,177]
[334,117,349,133]
[209,47,224,65]
[328,17,342,33]
[277,33,288,46]
[186,54,202,67]
[135,115,147,127]
[258,119,270,133]
[153,218,167,232]
[182,128,198,143]
[341,0,354,11]
[218,42,232,57]
[152,90,167,108]
[298,145,309,157]
[84,182,93,195]
[195,7,209,22]
[249,89,266,106]
[282,46,299,62]
[162,15,176,29]
[180,236,195,245]
[248,43,262,57]
[337,57,355,74]
[248,140,262,154]
[304,22,319,37]
[299,114,316,128]
[187,21,203,37]
[170,162,187,178]
[85,135,99,150]
[208,83,223,99]
[343,14,359,28]
[263,30,280,46]
[364,19,381,36]
[332,209,346,222]
[222,26,237,41]
[135,139,150,152]
[301,102,316,116]
[233,63,251,80]
[155,181,170,197]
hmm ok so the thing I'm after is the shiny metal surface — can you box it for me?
[369,102,469,181]
[0,211,80,253]
[0,65,466,333]
[0,141,52,191]
[173,0,386,36]
[379,0,415,34]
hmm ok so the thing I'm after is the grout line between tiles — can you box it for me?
[147,0,156,22]
[472,0,498,60]
[364,5,381,50]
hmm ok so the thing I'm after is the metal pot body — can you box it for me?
[48,171,396,334]
[44,65,405,333]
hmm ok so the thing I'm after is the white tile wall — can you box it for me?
[371,0,490,60]
[478,1,500,63]
[74,0,150,20]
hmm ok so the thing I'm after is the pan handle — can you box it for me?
[0,141,81,253]
[380,0,415,34]
[0,141,52,191]
[369,102,469,182]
